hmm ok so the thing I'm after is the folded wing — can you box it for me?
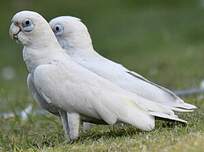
[80,54,196,112]
[32,62,156,131]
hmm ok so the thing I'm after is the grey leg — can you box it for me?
[59,110,70,141]
[82,122,93,132]
[67,113,80,141]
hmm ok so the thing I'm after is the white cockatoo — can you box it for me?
[49,16,196,112]
[9,11,187,141]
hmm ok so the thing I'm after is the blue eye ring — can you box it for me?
[22,19,32,27]
[22,19,34,32]
[53,24,64,35]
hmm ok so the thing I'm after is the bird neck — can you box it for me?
[28,29,61,50]
[23,44,64,73]
[60,31,94,53]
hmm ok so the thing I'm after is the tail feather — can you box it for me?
[150,112,187,124]
[133,97,187,123]
[174,101,197,110]
[135,98,175,116]
[172,107,194,112]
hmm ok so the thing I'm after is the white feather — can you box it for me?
[9,11,188,135]
[49,16,197,111]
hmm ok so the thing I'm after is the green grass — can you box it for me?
[0,0,204,151]
[0,108,204,152]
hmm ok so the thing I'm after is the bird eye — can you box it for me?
[53,24,64,35]
[25,20,30,26]
[22,19,34,32]
[55,26,60,31]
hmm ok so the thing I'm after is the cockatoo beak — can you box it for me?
[9,22,21,40]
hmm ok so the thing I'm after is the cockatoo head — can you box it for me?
[9,11,58,48]
[49,16,93,51]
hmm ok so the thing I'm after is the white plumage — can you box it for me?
[49,16,196,112]
[9,11,189,141]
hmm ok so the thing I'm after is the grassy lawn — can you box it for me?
[0,0,204,151]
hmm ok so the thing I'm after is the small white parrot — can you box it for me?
[9,11,187,141]
[49,16,196,112]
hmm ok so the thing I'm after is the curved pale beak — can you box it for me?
[9,23,21,40]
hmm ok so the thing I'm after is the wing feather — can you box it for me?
[32,62,155,130]
[27,73,59,115]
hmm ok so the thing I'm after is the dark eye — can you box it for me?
[53,24,64,35]
[22,19,34,32]
[25,20,30,26]
[22,19,32,27]
[55,26,60,31]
